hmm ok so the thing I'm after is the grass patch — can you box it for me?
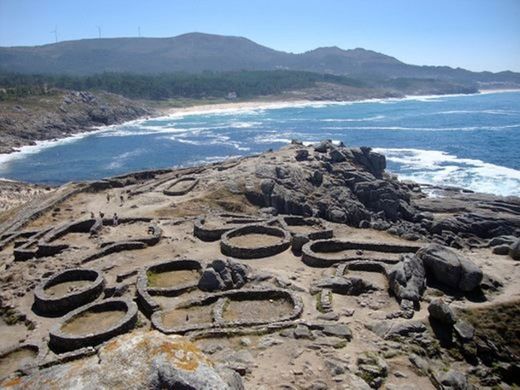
[459,300,520,358]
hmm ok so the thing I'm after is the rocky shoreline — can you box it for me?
[1,87,497,157]
[0,90,151,154]
[0,141,519,389]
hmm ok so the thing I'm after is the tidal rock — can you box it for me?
[6,331,243,389]
[387,254,426,303]
[428,298,456,325]
[416,244,483,291]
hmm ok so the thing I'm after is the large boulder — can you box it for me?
[416,244,483,291]
[509,238,520,260]
[428,298,457,325]
[387,254,426,303]
[3,331,243,389]
[198,259,250,292]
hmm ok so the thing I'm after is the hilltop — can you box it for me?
[0,142,519,388]
[1,32,519,89]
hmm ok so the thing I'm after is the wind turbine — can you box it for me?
[138,26,141,37]
[97,26,101,39]
[51,26,58,43]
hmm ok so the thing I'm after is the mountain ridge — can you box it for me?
[1,32,519,87]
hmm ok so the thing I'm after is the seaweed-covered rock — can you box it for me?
[416,244,483,291]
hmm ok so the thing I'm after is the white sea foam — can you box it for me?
[0,128,107,168]
[228,121,262,128]
[374,148,520,196]
[322,124,520,132]
[437,109,520,116]
[106,149,146,170]
[320,115,385,122]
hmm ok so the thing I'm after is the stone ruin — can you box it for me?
[1,142,517,389]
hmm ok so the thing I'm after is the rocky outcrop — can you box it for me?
[510,238,520,260]
[6,331,243,389]
[428,299,457,325]
[243,141,421,228]
[0,90,151,154]
[387,254,426,303]
[198,259,251,292]
[417,244,483,291]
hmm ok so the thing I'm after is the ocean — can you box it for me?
[1,91,519,196]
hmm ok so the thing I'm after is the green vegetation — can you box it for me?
[0,70,365,101]
[460,300,520,358]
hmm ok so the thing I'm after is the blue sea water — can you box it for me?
[1,91,519,196]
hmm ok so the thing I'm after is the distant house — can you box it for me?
[226,91,237,100]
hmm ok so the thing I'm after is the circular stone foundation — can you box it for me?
[33,268,105,316]
[151,288,303,334]
[220,225,291,259]
[163,177,199,196]
[194,213,266,242]
[49,298,137,353]
[136,259,204,316]
[0,345,39,380]
[302,239,422,267]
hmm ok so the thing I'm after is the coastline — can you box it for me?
[1,88,519,190]
[2,88,520,162]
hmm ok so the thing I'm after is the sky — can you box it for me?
[0,0,519,72]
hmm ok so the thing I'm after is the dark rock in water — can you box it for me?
[417,244,483,291]
[440,369,469,390]
[428,298,456,325]
[387,254,426,303]
[510,238,520,260]
[198,259,250,292]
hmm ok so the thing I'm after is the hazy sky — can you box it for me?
[1,0,519,72]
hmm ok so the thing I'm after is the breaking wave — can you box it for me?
[375,148,520,196]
